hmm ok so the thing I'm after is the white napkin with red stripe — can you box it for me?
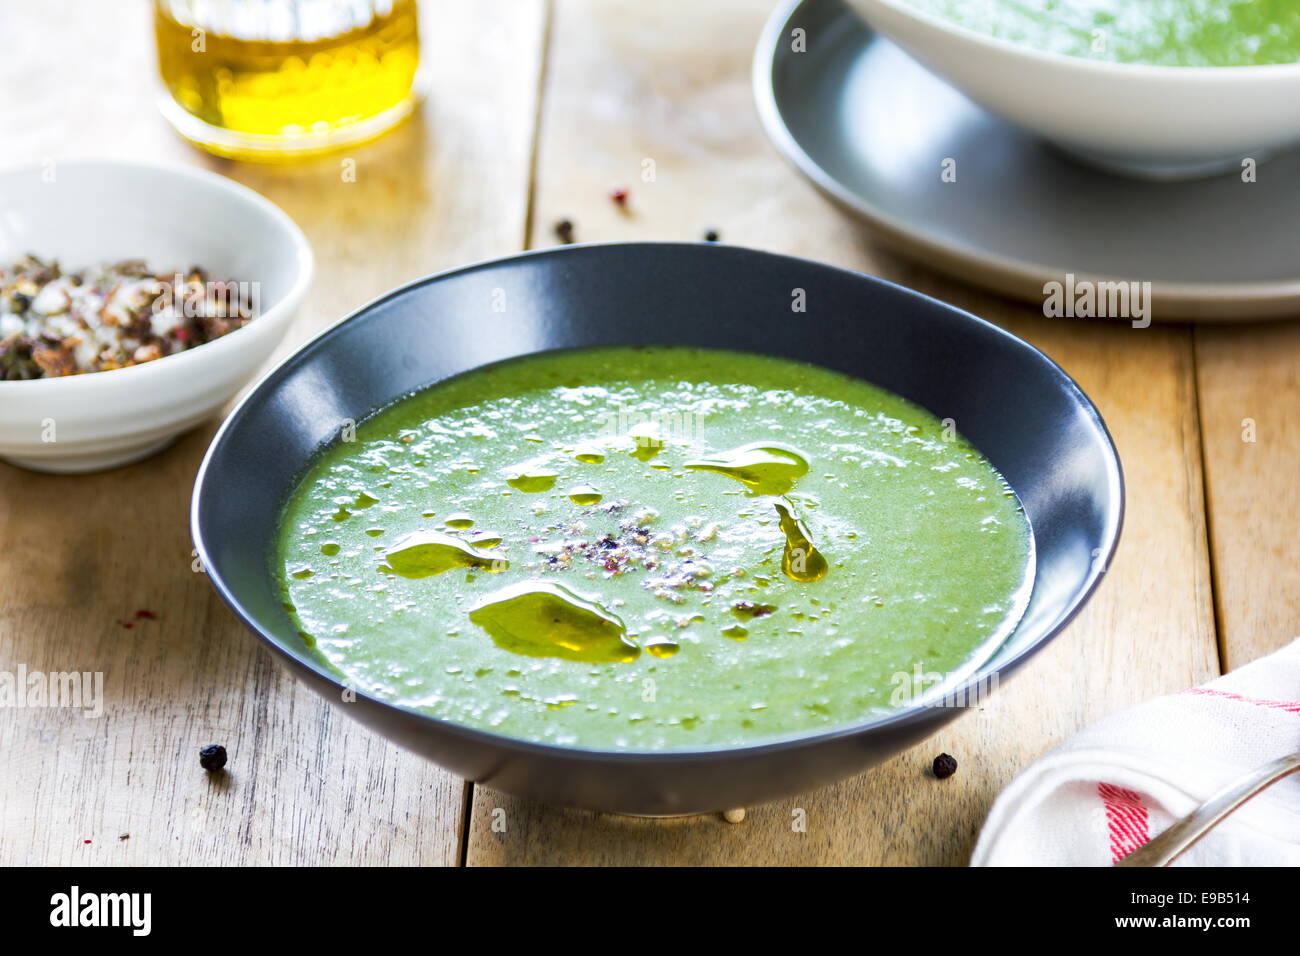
[972,639,1300,866]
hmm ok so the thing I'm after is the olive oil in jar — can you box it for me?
[154,0,422,159]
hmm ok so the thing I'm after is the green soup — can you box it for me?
[276,347,1032,750]
[903,0,1300,67]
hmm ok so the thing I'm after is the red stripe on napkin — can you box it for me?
[1098,783,1149,862]
[1181,688,1300,715]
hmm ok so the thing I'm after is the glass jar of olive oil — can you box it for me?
[155,0,424,160]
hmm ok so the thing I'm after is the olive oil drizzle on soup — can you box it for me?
[277,347,1033,749]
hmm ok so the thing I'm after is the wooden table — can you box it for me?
[1,0,1296,866]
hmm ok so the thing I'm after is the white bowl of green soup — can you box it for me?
[192,243,1123,815]
[847,0,1300,179]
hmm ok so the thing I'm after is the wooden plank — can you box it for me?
[0,0,545,865]
[463,0,1218,865]
[1194,323,1300,671]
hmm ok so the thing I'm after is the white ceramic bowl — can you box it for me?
[0,160,312,472]
[847,0,1300,179]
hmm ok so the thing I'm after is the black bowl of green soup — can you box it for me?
[192,242,1122,815]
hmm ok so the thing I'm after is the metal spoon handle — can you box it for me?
[1116,752,1300,867]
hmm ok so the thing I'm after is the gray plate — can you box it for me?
[754,0,1300,321]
